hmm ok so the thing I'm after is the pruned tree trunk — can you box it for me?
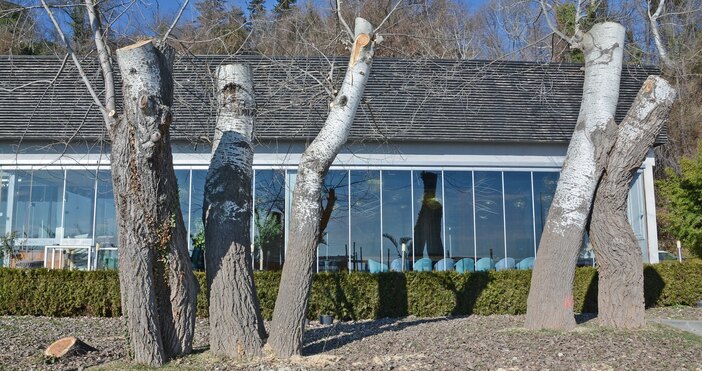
[113,40,198,366]
[590,76,676,328]
[204,64,266,358]
[525,22,625,330]
[44,337,97,358]
[268,18,377,358]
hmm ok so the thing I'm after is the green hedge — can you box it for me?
[1,260,701,319]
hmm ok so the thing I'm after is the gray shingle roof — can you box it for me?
[0,55,659,144]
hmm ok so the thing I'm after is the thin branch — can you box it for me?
[539,0,572,45]
[0,54,69,92]
[161,0,190,44]
[40,0,109,121]
[335,0,354,40]
[648,0,675,70]
[85,0,117,121]
[373,0,404,34]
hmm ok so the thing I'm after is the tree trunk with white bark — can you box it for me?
[267,17,377,358]
[525,22,625,330]
[113,40,198,366]
[590,76,676,328]
[204,64,266,358]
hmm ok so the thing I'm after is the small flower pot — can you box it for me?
[320,314,334,325]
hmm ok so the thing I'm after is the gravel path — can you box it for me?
[1,307,701,370]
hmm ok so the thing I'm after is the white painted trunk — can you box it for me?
[268,17,376,358]
[525,22,626,330]
[204,64,266,358]
[590,76,676,328]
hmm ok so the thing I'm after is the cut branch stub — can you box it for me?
[44,337,96,358]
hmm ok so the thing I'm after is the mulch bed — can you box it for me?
[1,307,701,370]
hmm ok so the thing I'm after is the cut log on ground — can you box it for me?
[44,337,97,358]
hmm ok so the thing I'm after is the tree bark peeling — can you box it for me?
[113,40,198,366]
[590,76,676,328]
[204,64,266,358]
[525,22,626,330]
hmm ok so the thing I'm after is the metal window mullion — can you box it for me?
[347,169,351,273]
[60,169,67,241]
[188,169,193,252]
[441,170,446,261]
[379,170,384,268]
[410,170,415,268]
[471,171,477,264]
[91,169,99,270]
[501,172,507,262]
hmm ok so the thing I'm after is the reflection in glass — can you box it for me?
[532,172,559,250]
[175,170,191,249]
[0,171,12,236]
[382,170,412,271]
[254,169,286,270]
[13,170,64,240]
[63,170,96,239]
[443,171,474,264]
[190,170,206,250]
[504,172,534,262]
[350,170,381,272]
[413,170,443,262]
[474,171,504,263]
[317,170,349,272]
[95,170,117,248]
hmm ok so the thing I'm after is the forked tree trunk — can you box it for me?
[525,22,625,330]
[204,64,266,358]
[590,76,676,328]
[268,18,377,358]
[113,40,198,366]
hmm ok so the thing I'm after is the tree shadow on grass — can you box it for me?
[301,316,448,356]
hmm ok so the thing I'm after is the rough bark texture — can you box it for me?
[525,22,625,330]
[204,64,266,358]
[590,76,676,328]
[268,18,376,358]
[113,40,198,366]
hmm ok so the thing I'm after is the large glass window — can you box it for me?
[13,170,64,240]
[532,171,559,249]
[317,170,350,272]
[413,170,444,264]
[63,170,96,240]
[0,171,12,236]
[350,170,381,272]
[443,171,474,263]
[175,170,191,249]
[504,172,534,262]
[254,169,286,270]
[95,170,117,247]
[474,171,504,264]
[381,170,412,271]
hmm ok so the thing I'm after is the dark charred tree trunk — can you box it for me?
[113,40,198,366]
[590,76,676,328]
[204,64,266,358]
[268,17,377,358]
[526,22,625,330]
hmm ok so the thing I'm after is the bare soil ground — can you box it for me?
[1,307,701,370]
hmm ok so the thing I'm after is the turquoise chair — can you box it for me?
[475,257,494,271]
[413,258,432,272]
[516,257,535,270]
[390,258,410,272]
[495,257,516,271]
[368,259,388,273]
[455,258,475,273]
[434,258,454,271]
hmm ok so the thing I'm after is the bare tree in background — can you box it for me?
[40,0,197,365]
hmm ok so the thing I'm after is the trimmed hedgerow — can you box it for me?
[1,260,700,319]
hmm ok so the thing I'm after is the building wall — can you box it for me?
[0,140,659,269]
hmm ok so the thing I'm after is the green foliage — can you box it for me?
[658,143,702,258]
[2,261,701,319]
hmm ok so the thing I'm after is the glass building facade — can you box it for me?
[0,165,648,272]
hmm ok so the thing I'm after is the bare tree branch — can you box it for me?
[335,0,354,40]
[648,0,675,70]
[373,0,404,34]
[85,0,117,125]
[161,0,191,44]
[40,0,109,122]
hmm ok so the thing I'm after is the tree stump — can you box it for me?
[44,337,97,358]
